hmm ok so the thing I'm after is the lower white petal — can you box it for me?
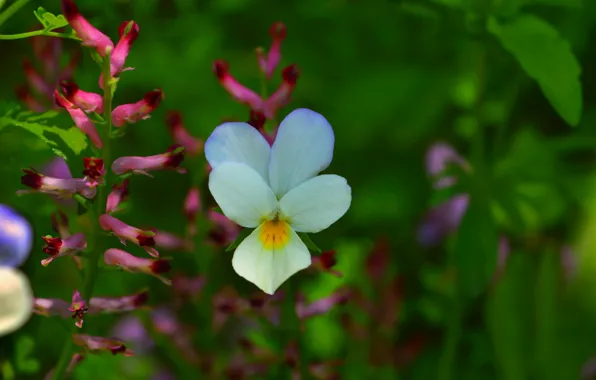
[232,221,311,294]
[280,174,351,233]
[0,267,33,336]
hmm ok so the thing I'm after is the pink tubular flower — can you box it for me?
[23,59,53,98]
[99,214,159,257]
[111,21,139,77]
[256,22,286,79]
[296,289,350,319]
[106,179,130,214]
[213,60,263,110]
[89,289,149,314]
[61,0,114,56]
[69,290,88,328]
[165,111,203,157]
[154,230,194,252]
[54,91,102,149]
[82,157,105,187]
[112,89,163,127]
[111,145,186,177]
[41,232,87,267]
[207,210,240,247]
[73,334,134,356]
[311,250,342,277]
[33,298,71,317]
[60,81,103,114]
[103,248,171,285]
[263,64,300,119]
[19,168,97,199]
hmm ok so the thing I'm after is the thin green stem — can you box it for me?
[51,51,114,380]
[0,30,81,40]
[282,281,307,378]
[0,0,29,29]
[437,286,464,380]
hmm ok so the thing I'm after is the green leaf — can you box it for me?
[453,192,499,298]
[225,227,252,252]
[33,7,69,30]
[488,15,582,126]
[298,232,322,254]
[529,0,581,8]
[14,336,40,374]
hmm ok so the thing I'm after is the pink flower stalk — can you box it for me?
[89,290,149,314]
[366,237,390,282]
[213,60,263,110]
[22,59,53,98]
[33,298,71,318]
[69,290,88,328]
[73,334,134,356]
[41,232,87,267]
[103,248,171,285]
[19,168,97,199]
[154,230,194,252]
[112,89,164,127]
[60,81,103,114]
[61,0,114,57]
[111,145,186,177]
[15,85,45,112]
[82,157,105,187]
[256,22,286,79]
[54,91,103,149]
[183,186,200,236]
[165,111,203,157]
[311,250,342,277]
[296,289,350,319]
[207,210,240,247]
[106,179,130,214]
[262,65,300,119]
[99,214,159,257]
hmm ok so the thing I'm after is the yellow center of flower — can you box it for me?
[259,220,290,250]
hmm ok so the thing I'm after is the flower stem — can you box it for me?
[0,0,29,29]
[437,285,463,380]
[51,51,114,380]
[0,30,81,40]
[282,281,307,378]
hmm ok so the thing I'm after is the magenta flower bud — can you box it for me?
[257,21,286,79]
[154,230,194,252]
[19,168,97,199]
[69,290,88,328]
[73,334,134,356]
[41,232,86,267]
[55,91,103,149]
[89,289,149,314]
[263,64,300,119]
[22,59,53,99]
[103,248,171,285]
[99,214,159,257]
[296,289,349,319]
[82,157,105,188]
[112,89,163,127]
[61,0,114,56]
[15,85,45,113]
[60,81,103,114]
[111,145,186,177]
[311,250,342,277]
[207,210,240,247]
[112,21,139,76]
[165,111,203,157]
[33,297,71,318]
[213,60,263,110]
[426,142,470,189]
[106,179,130,214]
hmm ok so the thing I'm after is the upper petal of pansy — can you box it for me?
[280,174,351,233]
[208,162,277,228]
[205,122,271,181]
[268,109,334,198]
[232,221,311,294]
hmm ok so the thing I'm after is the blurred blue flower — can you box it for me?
[0,204,34,267]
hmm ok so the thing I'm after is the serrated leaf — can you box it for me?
[488,15,582,126]
[33,7,69,30]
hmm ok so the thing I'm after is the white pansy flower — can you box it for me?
[205,108,351,294]
[0,266,33,336]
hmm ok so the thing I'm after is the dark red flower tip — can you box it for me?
[42,236,63,256]
[282,65,300,85]
[61,0,79,21]
[248,110,266,131]
[248,296,265,309]
[216,301,235,313]
[320,250,338,269]
[207,229,226,246]
[165,111,183,130]
[165,144,185,168]
[144,90,163,108]
[21,168,43,189]
[60,80,79,99]
[269,21,286,39]
[213,60,229,79]
[82,157,104,179]
[14,84,30,99]
[137,234,156,247]
[150,260,171,274]
[132,290,149,307]
[238,337,253,350]
[109,344,127,355]
[118,20,139,42]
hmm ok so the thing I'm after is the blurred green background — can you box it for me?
[2,0,596,379]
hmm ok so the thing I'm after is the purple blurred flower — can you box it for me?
[0,205,34,267]
[426,142,470,189]
[111,315,154,354]
[417,194,469,247]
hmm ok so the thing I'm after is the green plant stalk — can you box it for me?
[0,0,29,29]
[51,51,114,380]
[0,30,81,40]
[282,280,308,378]
[437,285,464,380]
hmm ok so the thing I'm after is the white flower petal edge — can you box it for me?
[269,109,335,198]
[232,223,311,294]
[208,162,278,228]
[0,267,33,336]
[280,174,352,233]
[205,122,271,181]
